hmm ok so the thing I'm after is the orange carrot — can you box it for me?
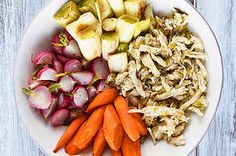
[85,88,117,113]
[93,127,107,156]
[114,96,140,142]
[111,149,122,156]
[132,113,148,136]
[53,114,88,153]
[65,106,106,155]
[103,104,124,151]
[121,134,141,156]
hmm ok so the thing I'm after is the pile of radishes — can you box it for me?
[22,30,110,127]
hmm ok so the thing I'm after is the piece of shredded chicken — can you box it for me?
[107,8,208,146]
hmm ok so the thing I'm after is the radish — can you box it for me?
[91,57,110,79]
[37,67,58,82]
[22,86,52,109]
[63,40,81,58]
[51,109,70,127]
[40,96,58,120]
[87,86,97,100]
[96,80,111,92]
[52,60,63,73]
[64,59,81,73]
[32,51,53,65]
[28,79,52,90]
[66,108,84,125]
[58,93,71,108]
[48,76,76,92]
[71,71,94,85]
[72,86,88,108]
[55,54,71,64]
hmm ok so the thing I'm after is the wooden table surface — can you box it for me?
[0,0,235,155]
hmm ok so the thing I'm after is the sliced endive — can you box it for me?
[95,0,114,22]
[107,0,126,17]
[134,18,150,38]
[102,32,119,60]
[116,14,139,43]
[124,0,145,19]
[77,24,102,61]
[66,12,99,39]
[53,1,80,28]
[78,0,98,17]
[108,53,128,72]
[102,18,118,31]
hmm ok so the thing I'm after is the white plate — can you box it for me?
[14,0,223,156]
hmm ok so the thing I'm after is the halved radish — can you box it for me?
[29,79,52,90]
[52,60,63,73]
[64,59,81,73]
[40,96,58,120]
[71,71,94,85]
[59,75,76,92]
[52,31,73,55]
[32,51,53,65]
[63,40,82,58]
[87,86,97,100]
[91,57,110,79]
[22,86,52,109]
[55,54,71,64]
[73,86,88,108]
[58,93,71,108]
[37,68,58,81]
[51,109,70,127]
[96,80,111,92]
[65,108,84,125]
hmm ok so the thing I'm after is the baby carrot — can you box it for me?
[103,104,124,151]
[121,134,141,156]
[65,106,106,155]
[111,149,122,156]
[93,127,107,156]
[85,88,117,113]
[53,114,88,153]
[132,113,148,136]
[114,96,140,142]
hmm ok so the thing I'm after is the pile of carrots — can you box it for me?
[53,88,148,156]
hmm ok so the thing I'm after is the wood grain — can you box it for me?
[0,0,235,156]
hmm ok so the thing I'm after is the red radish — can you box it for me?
[72,86,88,108]
[65,108,84,125]
[40,96,58,120]
[51,109,70,127]
[91,57,110,79]
[71,71,94,85]
[64,59,81,73]
[55,54,71,64]
[82,60,91,70]
[28,79,52,89]
[58,93,71,108]
[52,60,63,73]
[87,86,97,100]
[22,86,52,109]
[63,40,81,58]
[32,51,53,65]
[59,76,76,92]
[37,67,58,82]
[52,31,73,54]
[96,80,111,92]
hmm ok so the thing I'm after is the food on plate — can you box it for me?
[22,0,209,155]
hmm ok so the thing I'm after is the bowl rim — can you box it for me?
[13,0,224,156]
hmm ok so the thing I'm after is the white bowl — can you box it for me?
[14,0,223,156]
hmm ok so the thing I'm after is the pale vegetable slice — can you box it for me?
[95,0,114,22]
[102,18,117,31]
[116,14,139,43]
[102,32,119,60]
[54,1,80,28]
[77,0,98,17]
[76,24,102,61]
[66,12,99,40]
[107,0,125,17]
[144,3,154,20]
[124,0,145,19]
[141,53,160,77]
[134,19,150,38]
[37,68,59,82]
[108,53,128,72]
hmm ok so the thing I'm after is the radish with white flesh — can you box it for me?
[52,31,73,55]
[71,71,94,85]
[108,52,128,72]
[32,51,54,65]
[91,57,110,79]
[96,80,111,92]
[59,76,76,92]
[87,86,97,100]
[73,86,88,108]
[40,96,58,120]
[63,40,81,58]
[55,54,71,64]
[58,93,71,108]
[22,86,52,109]
[51,109,70,127]
[28,79,52,90]
[52,60,63,73]
[64,59,81,73]
[37,68,58,81]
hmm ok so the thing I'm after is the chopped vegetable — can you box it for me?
[102,18,118,31]
[93,127,107,156]
[58,93,71,108]
[121,134,141,156]
[72,86,88,108]
[108,53,128,72]
[91,57,110,79]
[111,149,122,156]
[95,0,114,22]
[132,113,148,136]
[71,71,94,85]
[77,0,98,17]
[107,0,125,17]
[124,0,145,19]
[37,68,58,82]
[64,59,81,73]
[40,96,58,120]
[102,32,119,60]
[55,54,70,64]
[32,51,53,65]
[52,60,63,73]
[51,109,70,127]
[134,19,150,38]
